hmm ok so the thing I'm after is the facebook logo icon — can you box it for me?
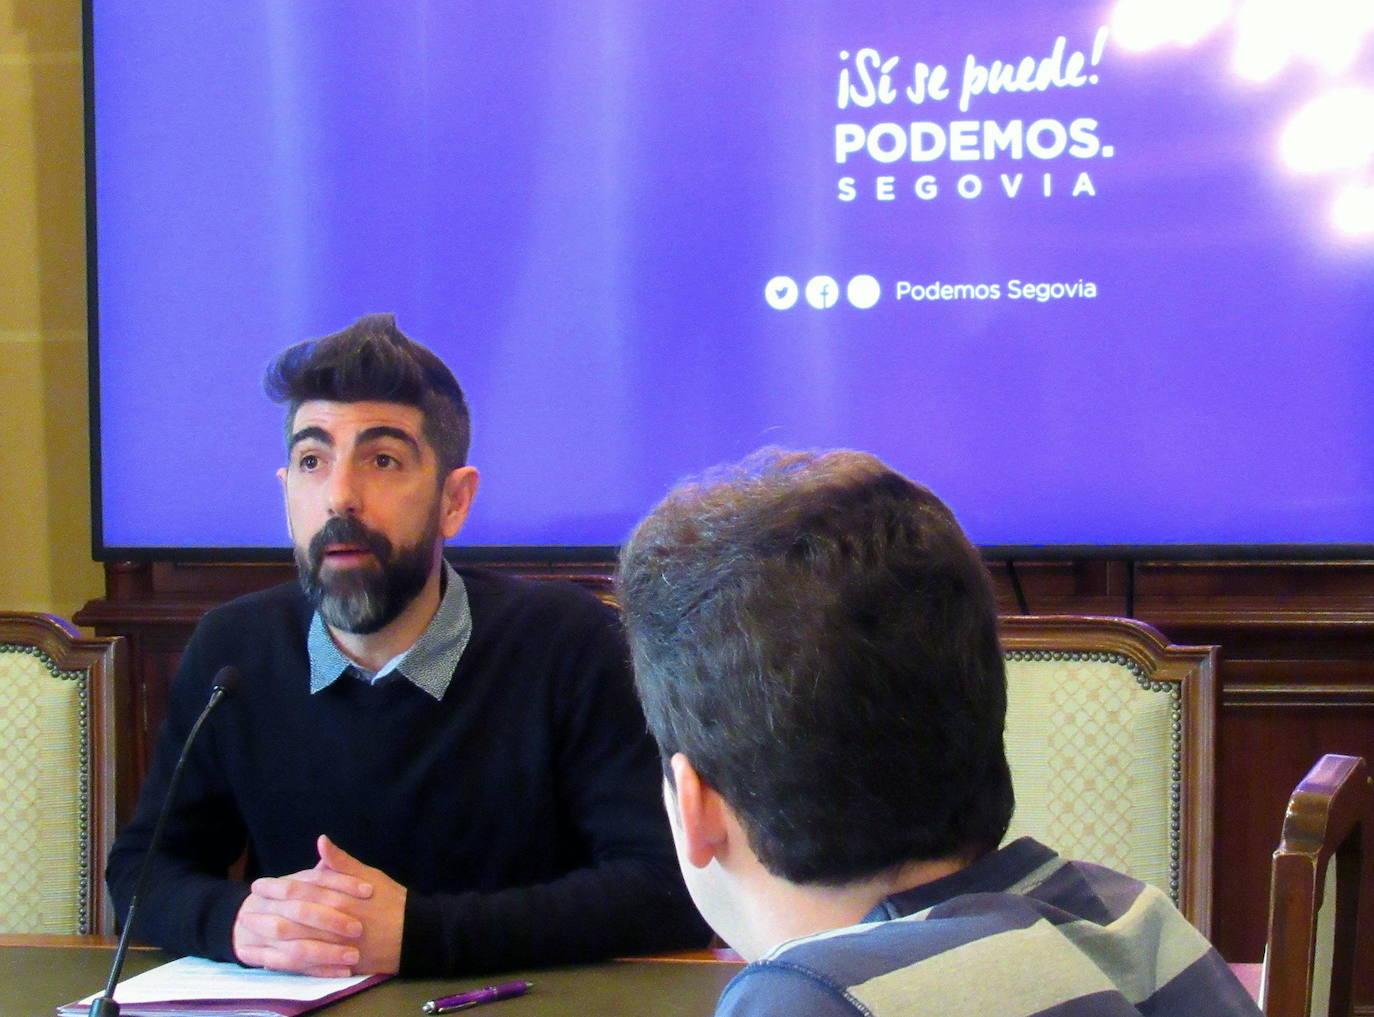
[805,276,840,309]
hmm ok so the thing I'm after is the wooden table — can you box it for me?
[0,937,741,1017]
[1,936,1262,1016]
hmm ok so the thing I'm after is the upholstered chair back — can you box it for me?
[0,613,122,935]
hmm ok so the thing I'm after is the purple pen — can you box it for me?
[421,980,533,1014]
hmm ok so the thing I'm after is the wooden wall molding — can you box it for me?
[1225,685,1374,709]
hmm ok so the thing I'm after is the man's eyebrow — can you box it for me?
[288,425,333,450]
[356,425,423,455]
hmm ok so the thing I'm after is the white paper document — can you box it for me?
[71,956,372,1005]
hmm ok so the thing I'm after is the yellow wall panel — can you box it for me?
[0,0,103,620]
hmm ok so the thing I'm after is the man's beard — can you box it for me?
[296,512,440,635]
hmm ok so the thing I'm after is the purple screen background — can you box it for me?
[89,1,1374,554]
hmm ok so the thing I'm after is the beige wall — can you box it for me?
[1,0,103,619]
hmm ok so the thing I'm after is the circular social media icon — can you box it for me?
[805,275,840,309]
[764,276,799,310]
[846,274,881,309]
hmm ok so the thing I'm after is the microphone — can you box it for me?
[90,665,240,1017]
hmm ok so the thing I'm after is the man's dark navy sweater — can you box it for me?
[105,568,707,974]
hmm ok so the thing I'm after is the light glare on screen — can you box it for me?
[1332,181,1374,236]
[1109,0,1233,53]
[1110,0,1374,239]
[1280,88,1374,173]
[1233,0,1373,81]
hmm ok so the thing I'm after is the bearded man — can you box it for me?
[105,314,706,976]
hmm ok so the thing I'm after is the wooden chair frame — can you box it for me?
[0,612,123,934]
[999,615,1218,936]
[1260,753,1370,1017]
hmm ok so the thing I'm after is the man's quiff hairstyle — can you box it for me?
[617,448,1014,886]
[264,313,470,474]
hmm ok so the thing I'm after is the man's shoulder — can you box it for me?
[745,903,1011,1000]
[714,957,865,1017]
[724,904,1113,1017]
[170,581,311,700]
[192,580,310,641]
[453,567,629,688]
[717,918,962,1017]
[203,579,308,619]
[456,566,617,629]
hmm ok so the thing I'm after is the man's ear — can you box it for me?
[439,466,480,540]
[668,753,729,870]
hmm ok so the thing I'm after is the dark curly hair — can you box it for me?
[264,313,470,475]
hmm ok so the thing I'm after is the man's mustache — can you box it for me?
[307,515,394,574]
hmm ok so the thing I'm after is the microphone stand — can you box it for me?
[90,666,239,1017]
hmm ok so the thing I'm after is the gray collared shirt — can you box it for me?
[307,560,472,700]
